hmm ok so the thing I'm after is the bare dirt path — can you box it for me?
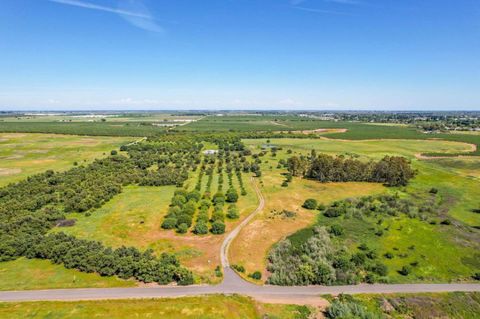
[1,178,480,302]
[220,177,264,269]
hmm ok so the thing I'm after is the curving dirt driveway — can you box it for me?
[1,178,479,302]
[220,177,265,269]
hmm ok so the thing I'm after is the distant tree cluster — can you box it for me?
[287,152,415,186]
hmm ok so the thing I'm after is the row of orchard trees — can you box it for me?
[161,145,259,235]
[287,152,415,187]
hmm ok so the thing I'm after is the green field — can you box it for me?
[0,112,201,123]
[182,116,480,155]
[0,122,166,137]
[244,138,480,226]
[52,185,178,255]
[0,258,134,291]
[241,137,480,282]
[2,115,479,156]
[0,133,133,186]
[351,292,480,319]
[0,295,312,319]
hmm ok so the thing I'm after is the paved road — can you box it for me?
[1,178,480,302]
[1,279,479,302]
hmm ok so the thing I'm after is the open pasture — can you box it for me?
[230,169,385,280]
[233,137,480,280]
[243,137,474,160]
[0,295,312,319]
[183,116,480,155]
[0,133,132,186]
[245,137,480,226]
[0,258,134,291]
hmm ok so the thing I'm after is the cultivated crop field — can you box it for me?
[182,115,480,155]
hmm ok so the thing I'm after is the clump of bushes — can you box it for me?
[302,198,318,210]
[267,227,388,286]
[325,295,383,319]
[249,271,262,280]
[232,264,245,273]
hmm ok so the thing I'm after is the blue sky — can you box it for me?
[0,0,479,110]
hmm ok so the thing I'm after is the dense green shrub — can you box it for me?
[161,218,177,229]
[399,265,412,276]
[226,187,239,203]
[227,205,240,219]
[325,298,383,319]
[193,221,208,235]
[329,224,344,236]
[302,198,318,210]
[211,221,226,234]
[249,271,262,280]
[232,264,245,273]
[177,223,189,234]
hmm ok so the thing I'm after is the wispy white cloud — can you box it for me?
[117,0,163,33]
[48,0,163,33]
[293,6,350,15]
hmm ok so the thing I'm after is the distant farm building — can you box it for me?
[203,149,218,155]
[261,144,278,150]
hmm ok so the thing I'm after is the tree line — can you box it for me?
[287,152,415,186]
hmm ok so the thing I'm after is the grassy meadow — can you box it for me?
[182,116,480,155]
[0,258,134,291]
[351,292,480,319]
[232,137,480,282]
[0,133,133,186]
[0,295,313,319]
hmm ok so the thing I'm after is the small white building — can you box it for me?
[203,149,218,155]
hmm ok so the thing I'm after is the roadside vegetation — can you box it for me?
[0,295,314,319]
[0,258,135,291]
[323,292,480,319]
